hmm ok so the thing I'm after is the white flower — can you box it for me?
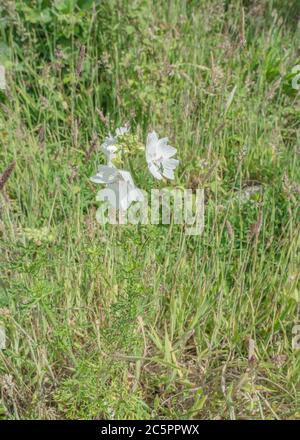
[115,126,129,137]
[101,126,129,166]
[146,131,179,180]
[90,165,144,211]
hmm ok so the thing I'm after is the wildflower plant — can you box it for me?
[146,131,179,180]
[90,127,179,218]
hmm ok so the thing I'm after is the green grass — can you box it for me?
[0,0,300,419]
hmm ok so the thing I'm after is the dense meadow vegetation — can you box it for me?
[0,0,299,419]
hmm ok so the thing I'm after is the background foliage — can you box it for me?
[0,0,299,419]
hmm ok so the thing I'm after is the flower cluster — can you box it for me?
[90,127,179,211]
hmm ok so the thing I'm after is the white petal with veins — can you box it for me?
[146,131,179,180]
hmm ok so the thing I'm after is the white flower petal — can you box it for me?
[146,131,159,162]
[162,168,175,179]
[160,144,177,159]
[163,158,179,170]
[104,145,118,154]
[146,131,179,180]
[115,126,129,137]
[148,162,163,180]
[157,137,169,151]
